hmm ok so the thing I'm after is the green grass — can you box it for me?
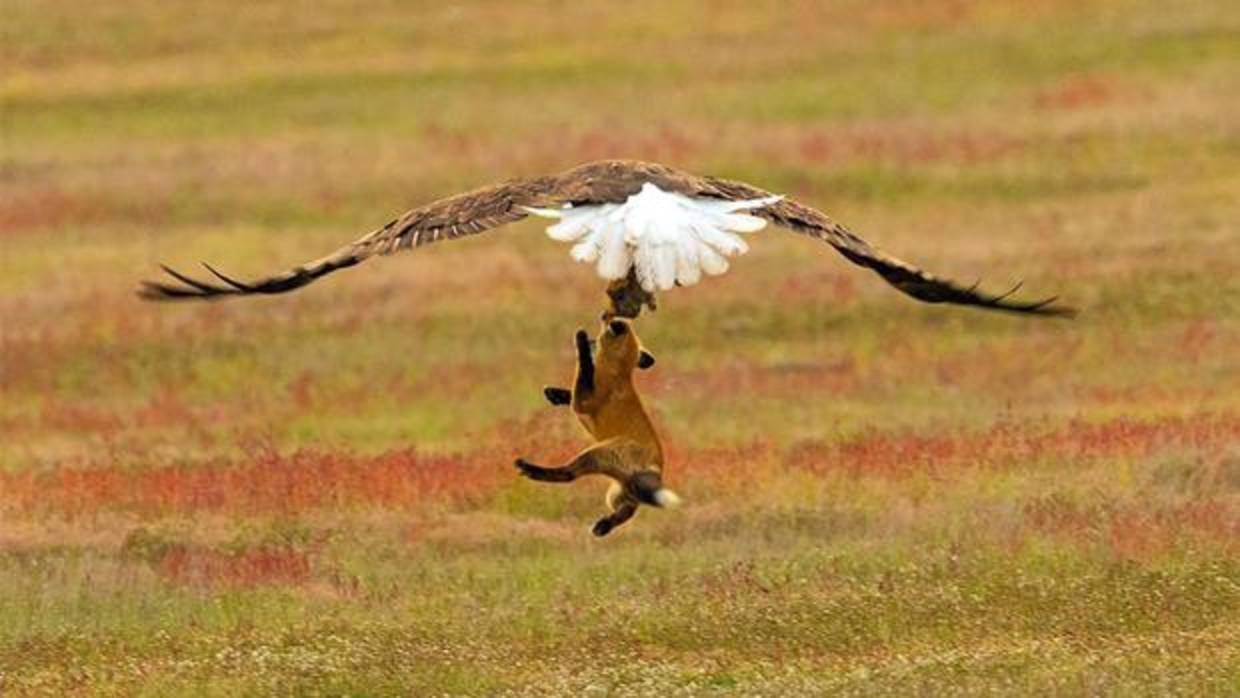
[2,0,1239,694]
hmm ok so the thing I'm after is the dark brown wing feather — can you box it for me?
[137,177,558,300]
[761,196,1075,316]
[135,160,765,301]
[642,167,1075,317]
[138,158,1073,315]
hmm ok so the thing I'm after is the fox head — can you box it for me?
[597,318,656,375]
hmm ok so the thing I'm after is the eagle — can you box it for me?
[138,159,1074,318]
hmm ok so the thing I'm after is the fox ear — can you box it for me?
[638,350,656,370]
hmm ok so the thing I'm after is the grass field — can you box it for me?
[3,1,1239,695]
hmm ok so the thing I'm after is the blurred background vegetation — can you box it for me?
[2,1,1238,695]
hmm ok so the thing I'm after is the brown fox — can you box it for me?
[515,318,680,536]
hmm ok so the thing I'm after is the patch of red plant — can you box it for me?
[0,189,169,235]
[786,414,1240,479]
[26,392,221,437]
[156,545,313,588]
[654,359,862,405]
[860,0,977,30]
[2,412,596,519]
[1,447,513,519]
[1105,511,1167,560]
[7,414,1237,519]
[1034,75,1128,110]
[1025,497,1239,560]
[1078,384,1218,408]
[796,128,1024,166]
[564,126,703,165]
[775,271,857,306]
[38,401,126,435]
[1023,495,1098,536]
[1177,320,1218,364]
[0,190,98,234]
[128,391,201,430]
[665,442,776,490]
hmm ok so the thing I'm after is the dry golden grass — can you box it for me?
[2,0,1239,694]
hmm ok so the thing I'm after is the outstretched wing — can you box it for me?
[675,174,1075,317]
[138,177,556,300]
[138,158,1073,315]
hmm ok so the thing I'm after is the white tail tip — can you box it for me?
[653,488,682,508]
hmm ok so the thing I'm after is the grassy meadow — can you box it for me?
[2,0,1239,694]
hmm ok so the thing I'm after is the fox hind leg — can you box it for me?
[513,458,576,482]
[592,501,636,537]
[515,438,644,486]
[592,481,638,537]
[510,446,612,483]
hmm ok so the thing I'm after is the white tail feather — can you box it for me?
[597,219,631,279]
[525,183,781,292]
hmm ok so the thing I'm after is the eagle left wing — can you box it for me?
[679,174,1075,317]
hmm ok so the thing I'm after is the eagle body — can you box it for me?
[525,181,781,292]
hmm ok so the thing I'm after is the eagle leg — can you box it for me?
[605,268,656,320]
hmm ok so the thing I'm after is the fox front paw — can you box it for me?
[543,387,572,406]
[592,518,615,537]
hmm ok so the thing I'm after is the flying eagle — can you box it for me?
[138,159,1074,317]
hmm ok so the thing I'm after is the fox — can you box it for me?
[515,318,680,536]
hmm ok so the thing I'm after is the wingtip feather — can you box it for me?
[201,262,253,291]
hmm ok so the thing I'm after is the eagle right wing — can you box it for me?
[137,176,557,300]
[691,175,1076,317]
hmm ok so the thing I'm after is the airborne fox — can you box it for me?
[515,318,680,536]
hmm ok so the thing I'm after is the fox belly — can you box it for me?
[575,396,662,467]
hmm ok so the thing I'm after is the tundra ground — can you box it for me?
[2,1,1238,695]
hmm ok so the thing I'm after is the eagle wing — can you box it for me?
[139,159,1073,316]
[652,171,1075,317]
[137,177,560,300]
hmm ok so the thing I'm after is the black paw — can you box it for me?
[514,458,536,478]
[515,459,574,482]
[592,519,614,537]
[544,387,572,406]
[638,350,656,370]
